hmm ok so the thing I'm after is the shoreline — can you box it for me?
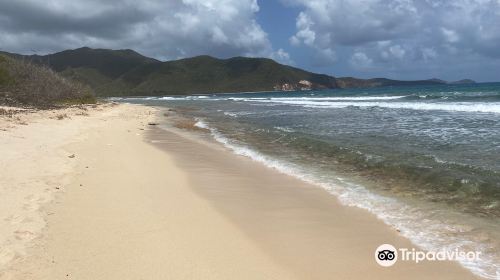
[1,103,479,279]
[148,111,480,279]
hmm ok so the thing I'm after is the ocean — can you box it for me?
[119,83,500,279]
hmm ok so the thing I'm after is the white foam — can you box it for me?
[223,112,238,117]
[224,96,405,102]
[274,126,295,133]
[251,99,500,114]
[109,96,158,101]
[258,96,406,101]
[121,95,213,101]
[193,119,500,279]
[193,119,210,129]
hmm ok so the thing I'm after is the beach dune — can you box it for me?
[0,104,478,279]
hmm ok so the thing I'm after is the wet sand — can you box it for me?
[0,104,478,279]
[145,115,478,279]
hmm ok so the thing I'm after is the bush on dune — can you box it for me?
[0,55,96,108]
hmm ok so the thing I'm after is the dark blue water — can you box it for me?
[119,83,500,278]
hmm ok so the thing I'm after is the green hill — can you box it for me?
[29,47,158,77]
[101,55,338,96]
[1,48,338,96]
[1,47,472,97]
[3,48,339,96]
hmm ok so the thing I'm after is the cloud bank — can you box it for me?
[287,0,500,80]
[1,0,499,80]
[0,0,290,63]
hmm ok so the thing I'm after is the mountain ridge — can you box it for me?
[0,47,476,96]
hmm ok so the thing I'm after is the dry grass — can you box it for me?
[0,55,96,108]
[0,107,31,117]
[0,108,18,117]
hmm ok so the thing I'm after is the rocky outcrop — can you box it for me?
[273,80,315,91]
[298,80,313,90]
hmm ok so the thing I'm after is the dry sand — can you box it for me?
[0,103,479,279]
[0,104,118,269]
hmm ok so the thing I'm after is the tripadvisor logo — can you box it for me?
[375,244,481,267]
[375,244,398,267]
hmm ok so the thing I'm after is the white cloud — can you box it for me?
[288,0,500,75]
[290,12,316,46]
[0,0,290,64]
[441,28,460,43]
[270,48,294,65]
[389,45,406,59]
[289,35,301,46]
[421,48,437,61]
[289,0,420,47]
[350,52,373,69]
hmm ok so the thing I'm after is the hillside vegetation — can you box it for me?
[0,55,96,108]
[11,48,336,96]
[100,55,338,96]
[1,47,474,97]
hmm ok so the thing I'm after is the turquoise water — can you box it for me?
[119,83,500,278]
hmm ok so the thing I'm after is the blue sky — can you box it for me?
[1,0,500,82]
[256,1,296,50]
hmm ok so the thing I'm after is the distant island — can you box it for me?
[1,47,476,96]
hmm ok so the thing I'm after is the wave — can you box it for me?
[115,95,406,102]
[411,92,500,102]
[193,119,210,129]
[244,96,407,101]
[159,95,211,100]
[189,119,500,279]
[109,96,159,101]
[274,126,295,133]
[111,90,500,105]
[223,112,238,117]
[111,95,215,102]
[251,100,500,114]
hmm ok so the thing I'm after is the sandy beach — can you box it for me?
[0,103,479,279]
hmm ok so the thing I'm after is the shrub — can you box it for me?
[0,55,96,108]
[0,56,13,86]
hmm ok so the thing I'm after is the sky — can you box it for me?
[1,0,499,82]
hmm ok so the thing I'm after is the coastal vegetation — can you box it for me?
[2,47,473,97]
[13,47,336,96]
[0,54,96,108]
